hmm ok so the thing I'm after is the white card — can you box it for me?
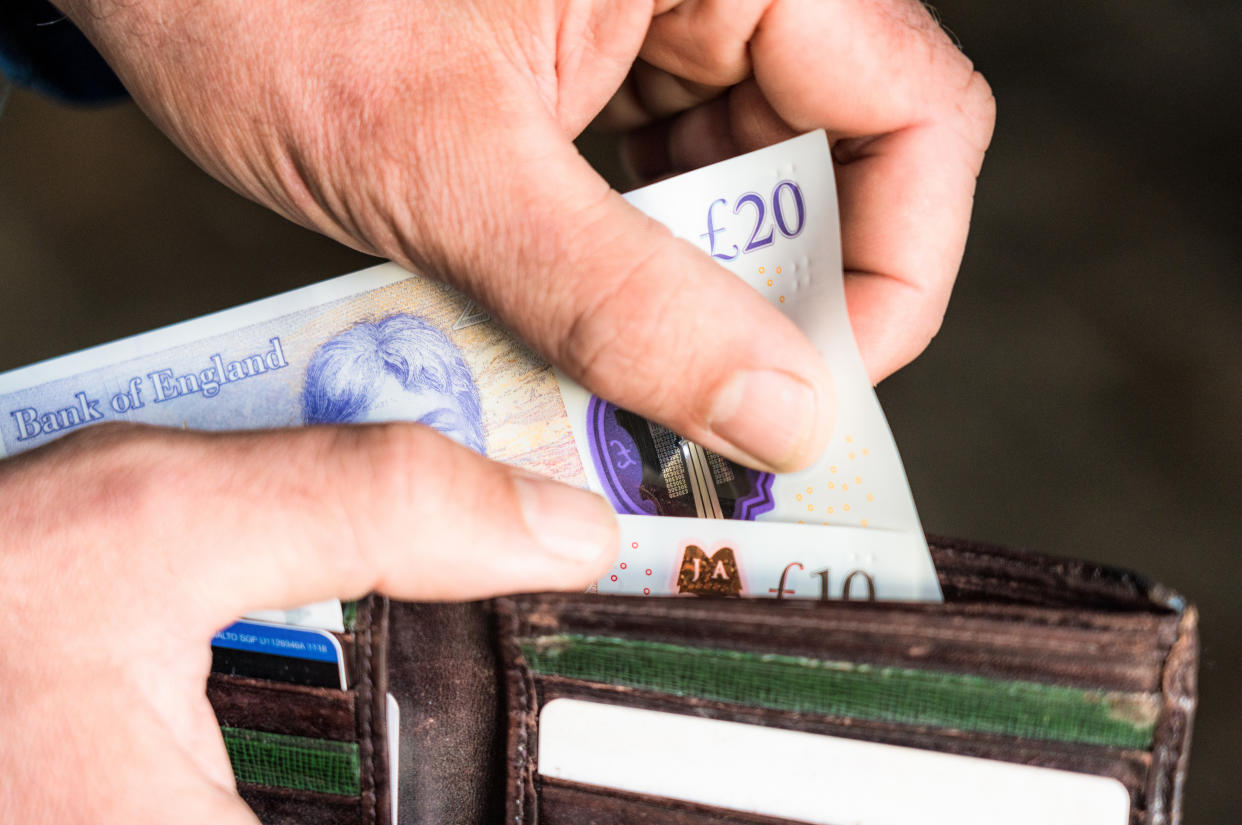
[387,692,399,825]
[243,598,345,633]
[538,699,1130,825]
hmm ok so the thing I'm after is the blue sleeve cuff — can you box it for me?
[0,0,126,103]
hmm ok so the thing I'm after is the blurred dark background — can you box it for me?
[1,1,1238,821]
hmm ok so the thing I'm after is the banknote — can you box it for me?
[0,131,940,602]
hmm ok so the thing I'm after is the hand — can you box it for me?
[57,0,990,474]
[13,2,993,821]
[0,422,617,822]
[597,1,997,384]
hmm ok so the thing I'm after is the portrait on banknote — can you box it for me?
[302,313,487,455]
[0,276,589,490]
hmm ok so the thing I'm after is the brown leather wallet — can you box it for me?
[207,536,1198,825]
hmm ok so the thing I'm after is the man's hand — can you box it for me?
[0,422,617,822]
[57,0,992,472]
[7,1,993,822]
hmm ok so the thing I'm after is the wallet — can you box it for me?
[206,535,1198,825]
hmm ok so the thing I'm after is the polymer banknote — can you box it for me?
[0,132,940,602]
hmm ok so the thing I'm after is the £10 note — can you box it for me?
[0,131,940,602]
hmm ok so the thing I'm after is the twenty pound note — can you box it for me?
[0,132,941,603]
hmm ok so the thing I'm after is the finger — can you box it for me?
[544,1,653,135]
[621,80,796,182]
[619,102,740,183]
[643,0,995,379]
[18,422,618,630]
[752,0,994,379]
[835,126,984,381]
[640,0,766,86]
[425,114,835,476]
[594,60,728,133]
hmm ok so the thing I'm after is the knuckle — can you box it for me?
[648,0,761,84]
[961,70,997,144]
[907,305,946,365]
[318,421,490,593]
[940,69,996,176]
[691,38,749,84]
[348,422,427,495]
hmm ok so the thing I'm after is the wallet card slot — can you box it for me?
[208,594,390,825]
[537,679,1151,821]
[493,536,1197,825]
[534,699,1134,825]
[517,633,1159,750]
[503,594,1177,693]
[496,593,1167,825]
[539,777,803,825]
[208,673,357,740]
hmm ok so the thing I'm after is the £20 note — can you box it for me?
[0,132,940,602]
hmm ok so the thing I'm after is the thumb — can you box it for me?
[72,423,618,630]
[413,116,836,475]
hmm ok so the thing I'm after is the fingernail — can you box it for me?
[708,369,820,470]
[514,474,618,564]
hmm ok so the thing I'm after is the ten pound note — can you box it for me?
[0,132,942,605]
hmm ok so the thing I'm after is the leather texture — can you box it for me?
[207,538,1199,825]
[207,675,357,740]
[497,537,1197,825]
[387,601,505,825]
[209,594,391,825]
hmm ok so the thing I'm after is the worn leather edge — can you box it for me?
[386,601,505,825]
[489,539,1199,825]
[497,598,540,825]
[927,535,1184,612]
[206,673,357,741]
[372,595,392,825]
[353,594,391,825]
[506,594,1179,693]
[1144,606,1199,825]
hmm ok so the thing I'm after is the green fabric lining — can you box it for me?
[520,635,1157,750]
[341,600,359,631]
[221,727,361,796]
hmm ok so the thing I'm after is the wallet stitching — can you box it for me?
[497,598,538,825]
[514,652,531,825]
[1145,607,1198,825]
[356,597,377,825]
[371,598,391,825]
